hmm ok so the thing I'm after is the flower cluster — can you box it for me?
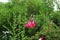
[25,20,36,28]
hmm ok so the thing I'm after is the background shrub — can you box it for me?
[0,0,60,40]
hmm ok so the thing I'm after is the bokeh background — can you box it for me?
[0,0,60,40]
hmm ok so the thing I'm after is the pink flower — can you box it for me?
[25,20,36,28]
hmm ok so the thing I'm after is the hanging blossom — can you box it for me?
[25,20,36,28]
[39,35,45,40]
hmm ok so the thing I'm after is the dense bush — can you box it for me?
[0,0,60,40]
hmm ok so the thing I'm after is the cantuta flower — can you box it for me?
[25,20,36,28]
[38,35,45,40]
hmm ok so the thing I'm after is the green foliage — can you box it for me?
[0,0,60,40]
